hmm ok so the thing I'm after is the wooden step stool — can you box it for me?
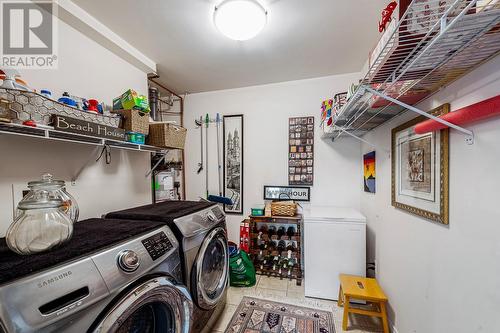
[338,274,390,333]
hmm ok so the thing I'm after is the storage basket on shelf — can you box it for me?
[271,200,297,217]
[147,122,187,149]
[0,88,121,127]
[112,109,149,135]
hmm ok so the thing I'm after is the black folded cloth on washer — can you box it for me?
[0,218,166,286]
[105,200,216,223]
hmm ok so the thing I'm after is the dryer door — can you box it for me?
[91,276,192,333]
[192,227,229,310]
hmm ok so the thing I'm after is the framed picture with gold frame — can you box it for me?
[391,104,449,225]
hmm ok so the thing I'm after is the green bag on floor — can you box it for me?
[229,249,256,287]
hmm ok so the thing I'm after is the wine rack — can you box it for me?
[248,215,303,286]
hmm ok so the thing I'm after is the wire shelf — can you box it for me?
[324,0,500,140]
[0,123,167,153]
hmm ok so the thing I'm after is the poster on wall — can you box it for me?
[223,115,244,214]
[288,116,314,186]
[391,104,449,225]
[363,151,376,193]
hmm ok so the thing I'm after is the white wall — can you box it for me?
[360,56,500,333]
[184,73,362,242]
[0,17,151,236]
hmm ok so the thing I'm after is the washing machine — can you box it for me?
[105,201,229,333]
[0,218,192,333]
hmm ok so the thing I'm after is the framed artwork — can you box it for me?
[391,104,449,225]
[288,116,314,185]
[223,115,244,214]
[363,151,376,193]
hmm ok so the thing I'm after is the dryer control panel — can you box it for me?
[142,232,173,260]
[211,206,225,221]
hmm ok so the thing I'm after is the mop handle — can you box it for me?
[200,116,203,164]
[205,113,209,198]
[216,113,222,196]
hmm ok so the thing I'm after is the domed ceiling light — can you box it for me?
[214,0,267,41]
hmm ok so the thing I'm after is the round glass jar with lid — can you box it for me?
[6,191,74,255]
[17,173,79,224]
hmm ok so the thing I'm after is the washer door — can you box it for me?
[91,276,192,333]
[192,227,229,310]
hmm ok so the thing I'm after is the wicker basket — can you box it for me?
[147,122,187,149]
[271,200,297,217]
[0,88,121,127]
[112,109,149,135]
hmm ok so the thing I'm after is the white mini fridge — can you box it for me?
[303,206,366,300]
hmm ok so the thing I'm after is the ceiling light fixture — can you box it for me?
[214,0,267,41]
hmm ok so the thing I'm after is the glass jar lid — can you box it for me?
[28,173,65,188]
[18,190,63,210]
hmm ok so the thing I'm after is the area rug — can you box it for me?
[224,296,335,333]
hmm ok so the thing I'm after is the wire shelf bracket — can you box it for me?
[362,85,474,144]
[331,124,392,156]
[71,146,102,185]
[145,151,169,178]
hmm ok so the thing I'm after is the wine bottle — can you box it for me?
[277,240,286,253]
[277,226,286,239]
[286,241,297,252]
[261,254,270,270]
[258,224,268,235]
[280,257,288,272]
[266,256,274,270]
[272,256,279,271]
[268,225,276,238]
[288,258,295,276]
[286,226,296,238]
[268,240,276,251]
[256,252,264,268]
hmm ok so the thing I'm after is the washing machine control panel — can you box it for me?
[142,231,173,261]
[211,206,225,220]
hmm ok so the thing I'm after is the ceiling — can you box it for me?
[72,0,387,93]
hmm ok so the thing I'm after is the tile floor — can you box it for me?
[211,275,384,333]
